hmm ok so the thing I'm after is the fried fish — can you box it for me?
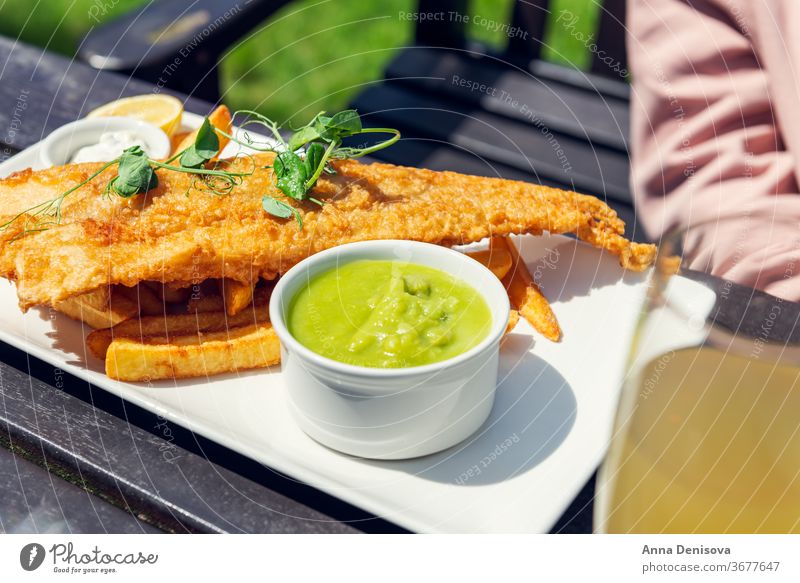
[0,153,655,309]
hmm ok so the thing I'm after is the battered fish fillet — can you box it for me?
[0,153,655,309]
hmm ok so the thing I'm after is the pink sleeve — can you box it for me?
[628,0,800,299]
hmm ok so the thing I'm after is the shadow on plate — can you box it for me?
[517,235,648,304]
[32,306,103,371]
[363,334,577,486]
[144,364,281,389]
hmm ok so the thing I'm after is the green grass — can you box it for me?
[0,0,601,123]
[0,0,146,55]
[544,0,601,69]
[219,0,417,124]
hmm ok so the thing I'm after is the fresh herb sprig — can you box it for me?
[0,109,399,237]
[0,160,121,237]
[0,124,251,239]
[219,109,400,225]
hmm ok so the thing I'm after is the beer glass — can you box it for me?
[595,218,800,533]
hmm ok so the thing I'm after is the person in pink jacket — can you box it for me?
[629,0,800,299]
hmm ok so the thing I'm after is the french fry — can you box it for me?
[165,282,192,303]
[170,131,191,155]
[219,278,254,316]
[144,281,190,304]
[659,254,682,276]
[105,322,280,381]
[504,309,520,337]
[114,283,164,316]
[466,247,513,279]
[187,294,226,313]
[494,237,562,342]
[171,105,232,160]
[189,284,270,313]
[74,287,111,310]
[54,290,139,329]
[87,304,270,359]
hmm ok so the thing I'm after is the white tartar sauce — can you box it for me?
[71,131,149,163]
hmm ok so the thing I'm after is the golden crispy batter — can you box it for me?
[0,153,655,309]
[494,236,562,342]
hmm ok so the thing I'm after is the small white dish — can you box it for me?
[269,240,511,460]
[39,117,171,167]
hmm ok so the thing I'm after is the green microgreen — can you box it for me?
[0,109,399,237]
[219,108,399,224]
[179,117,219,169]
[106,146,158,198]
[0,159,119,239]
[262,196,302,228]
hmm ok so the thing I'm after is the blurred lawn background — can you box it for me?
[0,0,599,123]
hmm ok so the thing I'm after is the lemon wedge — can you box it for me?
[87,94,184,136]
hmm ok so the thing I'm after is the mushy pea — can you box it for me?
[287,260,492,368]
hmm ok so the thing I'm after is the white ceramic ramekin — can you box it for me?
[39,117,171,167]
[269,240,510,460]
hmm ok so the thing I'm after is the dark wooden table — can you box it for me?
[0,36,594,534]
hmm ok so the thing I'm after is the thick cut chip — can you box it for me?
[144,281,190,304]
[189,283,270,314]
[104,322,280,381]
[114,283,164,316]
[187,294,226,313]
[73,287,111,310]
[466,247,513,280]
[504,309,520,337]
[494,237,562,342]
[219,278,254,316]
[54,288,138,329]
[87,304,269,359]
[171,105,232,161]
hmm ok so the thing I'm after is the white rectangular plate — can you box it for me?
[0,113,649,533]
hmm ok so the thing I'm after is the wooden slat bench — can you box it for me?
[351,0,639,239]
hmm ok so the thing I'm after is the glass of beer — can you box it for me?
[595,216,800,533]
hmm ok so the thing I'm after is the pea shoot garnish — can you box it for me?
[0,109,400,237]
[179,117,219,169]
[219,109,399,226]
[106,146,158,197]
